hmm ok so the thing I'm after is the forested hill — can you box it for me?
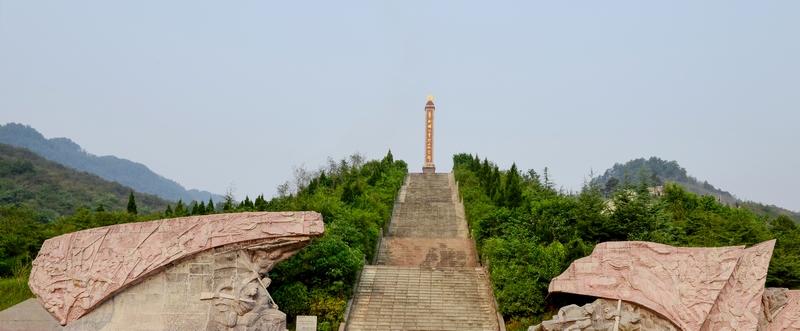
[593,157,800,223]
[0,143,170,219]
[0,123,222,203]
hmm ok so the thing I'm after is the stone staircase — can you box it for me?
[345,173,501,331]
[386,173,468,239]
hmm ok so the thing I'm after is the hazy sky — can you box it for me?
[2,2,799,211]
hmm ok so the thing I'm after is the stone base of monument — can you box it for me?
[422,163,435,174]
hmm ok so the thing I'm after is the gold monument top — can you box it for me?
[427,94,434,101]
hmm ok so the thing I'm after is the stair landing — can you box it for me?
[347,266,498,331]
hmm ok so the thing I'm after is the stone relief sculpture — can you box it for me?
[539,240,800,331]
[549,241,744,331]
[760,288,790,330]
[203,242,304,331]
[529,298,678,331]
[764,289,800,331]
[699,241,773,331]
[28,212,324,327]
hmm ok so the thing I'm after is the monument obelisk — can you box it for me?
[422,94,436,174]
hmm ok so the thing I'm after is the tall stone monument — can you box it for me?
[422,94,436,174]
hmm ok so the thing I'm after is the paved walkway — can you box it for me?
[345,173,501,331]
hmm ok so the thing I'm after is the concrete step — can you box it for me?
[346,266,500,331]
[375,238,478,268]
[387,202,467,238]
[402,173,456,204]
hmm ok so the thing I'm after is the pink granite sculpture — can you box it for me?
[544,240,800,331]
[766,289,800,330]
[28,212,324,326]
[549,241,745,331]
[529,298,679,331]
[700,240,774,331]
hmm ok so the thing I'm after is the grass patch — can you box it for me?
[0,276,34,311]
[0,259,34,311]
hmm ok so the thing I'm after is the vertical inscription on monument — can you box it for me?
[426,111,433,162]
[423,94,436,173]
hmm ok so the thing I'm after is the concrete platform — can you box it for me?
[0,298,62,331]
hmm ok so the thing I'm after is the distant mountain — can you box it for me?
[593,156,800,223]
[0,123,223,203]
[0,143,171,219]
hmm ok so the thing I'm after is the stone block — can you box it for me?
[189,275,213,294]
[189,263,211,275]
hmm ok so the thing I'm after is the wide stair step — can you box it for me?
[388,202,466,238]
[375,238,478,268]
[347,266,499,331]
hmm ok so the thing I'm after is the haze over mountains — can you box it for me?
[0,143,170,219]
[1,122,796,223]
[0,123,223,203]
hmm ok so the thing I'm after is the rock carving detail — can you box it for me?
[546,240,800,331]
[549,241,744,331]
[203,242,306,331]
[28,212,324,326]
[765,289,800,331]
[700,240,774,331]
[528,298,679,331]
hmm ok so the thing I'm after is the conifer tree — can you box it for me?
[505,163,523,208]
[384,149,394,164]
[198,201,206,215]
[319,171,331,188]
[241,196,253,210]
[127,192,138,215]
[255,195,268,211]
[488,166,502,202]
[175,199,185,217]
[165,204,173,217]
[470,154,481,172]
[207,198,215,214]
[479,158,490,185]
[96,203,105,212]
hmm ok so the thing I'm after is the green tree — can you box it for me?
[453,153,473,168]
[504,163,523,209]
[206,198,215,214]
[383,149,394,164]
[576,179,609,242]
[197,201,206,215]
[174,200,186,217]
[126,192,138,215]
[0,206,44,277]
[603,177,619,197]
[768,215,800,288]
